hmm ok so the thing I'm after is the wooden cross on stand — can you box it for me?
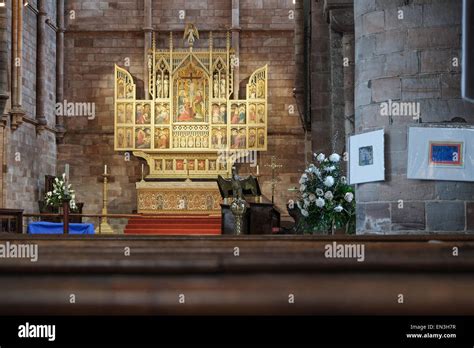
[265,156,283,204]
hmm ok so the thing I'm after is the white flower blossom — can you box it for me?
[316,153,326,162]
[300,209,309,217]
[299,174,308,184]
[324,191,334,201]
[316,188,324,196]
[344,192,354,203]
[300,184,306,192]
[329,153,341,163]
[324,165,336,172]
[341,176,347,184]
[323,176,335,187]
[334,205,343,213]
[315,197,325,208]
[308,193,316,202]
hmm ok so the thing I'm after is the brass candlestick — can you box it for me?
[95,173,114,234]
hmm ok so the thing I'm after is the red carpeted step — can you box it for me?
[124,230,220,235]
[128,220,221,225]
[124,214,222,235]
[124,229,220,235]
[126,224,220,229]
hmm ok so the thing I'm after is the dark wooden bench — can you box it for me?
[0,235,473,315]
[0,209,23,233]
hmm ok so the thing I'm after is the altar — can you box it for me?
[136,181,222,214]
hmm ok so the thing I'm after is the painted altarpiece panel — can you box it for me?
[114,28,268,179]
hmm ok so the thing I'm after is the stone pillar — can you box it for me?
[56,0,66,141]
[36,0,48,128]
[294,0,305,125]
[231,0,240,99]
[354,0,474,233]
[342,32,355,142]
[10,0,25,130]
[324,0,354,154]
[143,0,152,99]
[310,1,331,155]
[0,0,8,120]
[0,1,7,207]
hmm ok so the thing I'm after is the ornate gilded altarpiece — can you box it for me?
[114,27,268,180]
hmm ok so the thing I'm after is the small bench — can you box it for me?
[0,209,24,233]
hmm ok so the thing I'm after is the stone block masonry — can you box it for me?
[1,1,57,212]
[354,0,474,234]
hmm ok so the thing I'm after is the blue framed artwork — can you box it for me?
[429,142,463,167]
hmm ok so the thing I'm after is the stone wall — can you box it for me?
[0,0,9,207]
[354,0,474,233]
[59,0,307,216]
[1,0,57,212]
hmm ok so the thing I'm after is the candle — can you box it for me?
[65,164,70,182]
[104,164,108,175]
[142,163,144,174]
[256,165,260,176]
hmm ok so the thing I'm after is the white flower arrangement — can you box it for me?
[293,153,356,234]
[44,173,77,211]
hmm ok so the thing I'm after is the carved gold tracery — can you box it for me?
[114,25,268,179]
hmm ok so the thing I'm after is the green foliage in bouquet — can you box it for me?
[44,174,78,212]
[296,153,355,234]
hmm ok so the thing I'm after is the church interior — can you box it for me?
[1,0,474,327]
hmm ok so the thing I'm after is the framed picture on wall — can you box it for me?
[407,126,474,182]
[348,129,385,184]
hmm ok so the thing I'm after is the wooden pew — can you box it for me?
[0,234,473,315]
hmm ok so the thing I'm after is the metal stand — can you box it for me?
[265,156,282,204]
